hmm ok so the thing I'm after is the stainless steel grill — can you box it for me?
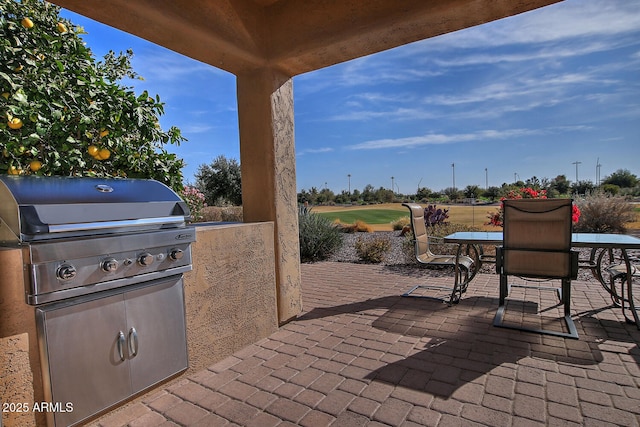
[0,175,196,426]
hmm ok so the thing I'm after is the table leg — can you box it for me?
[591,247,639,327]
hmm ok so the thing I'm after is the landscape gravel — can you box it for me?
[327,230,640,282]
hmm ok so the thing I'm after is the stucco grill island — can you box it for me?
[0,176,195,426]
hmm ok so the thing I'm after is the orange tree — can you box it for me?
[0,0,186,191]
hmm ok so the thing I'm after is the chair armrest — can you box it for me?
[426,235,444,244]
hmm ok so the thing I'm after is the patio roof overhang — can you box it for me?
[50,0,562,77]
[48,0,565,325]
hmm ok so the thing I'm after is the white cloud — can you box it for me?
[347,127,591,150]
[328,107,436,122]
[414,0,640,51]
[298,147,334,156]
[179,124,216,134]
[130,48,226,83]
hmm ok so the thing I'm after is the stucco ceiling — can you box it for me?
[51,0,562,76]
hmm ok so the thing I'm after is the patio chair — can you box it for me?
[402,203,475,304]
[494,199,579,339]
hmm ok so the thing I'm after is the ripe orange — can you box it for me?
[8,118,23,130]
[97,148,111,160]
[7,166,22,175]
[87,145,99,157]
[99,129,109,138]
[29,160,42,172]
[21,18,34,29]
[56,22,68,33]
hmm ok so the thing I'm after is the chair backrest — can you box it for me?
[403,203,433,257]
[502,198,574,278]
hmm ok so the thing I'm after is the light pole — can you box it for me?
[595,159,601,186]
[572,161,581,182]
[451,163,455,191]
[347,174,351,194]
[485,168,488,190]
[391,176,394,194]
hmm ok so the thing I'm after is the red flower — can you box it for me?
[486,188,570,227]
[572,204,581,223]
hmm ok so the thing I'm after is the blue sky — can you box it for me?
[61,0,640,195]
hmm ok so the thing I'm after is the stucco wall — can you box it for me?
[0,222,278,426]
[184,222,278,371]
[0,248,41,427]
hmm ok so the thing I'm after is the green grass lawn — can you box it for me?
[317,209,406,225]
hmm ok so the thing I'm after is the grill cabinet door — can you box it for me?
[38,293,131,427]
[125,276,188,393]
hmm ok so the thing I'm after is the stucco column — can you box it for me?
[237,68,302,324]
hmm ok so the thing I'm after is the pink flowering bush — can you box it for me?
[180,186,207,222]
[486,187,580,227]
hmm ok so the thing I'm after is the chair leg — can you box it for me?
[493,274,508,328]
[403,264,472,305]
[499,273,508,305]
[494,276,578,339]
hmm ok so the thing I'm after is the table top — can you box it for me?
[444,231,640,249]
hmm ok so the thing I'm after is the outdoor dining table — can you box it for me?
[444,231,640,327]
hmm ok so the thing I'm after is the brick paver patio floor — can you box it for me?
[92,262,640,426]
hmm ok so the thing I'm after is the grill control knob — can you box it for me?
[169,248,184,261]
[56,264,77,281]
[102,258,119,273]
[138,253,154,266]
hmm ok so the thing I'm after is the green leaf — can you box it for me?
[0,72,17,89]
[13,90,28,104]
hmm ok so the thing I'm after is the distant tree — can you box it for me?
[416,186,432,201]
[317,188,335,204]
[375,186,393,203]
[463,185,480,199]
[484,186,501,201]
[195,155,241,206]
[443,187,461,202]
[525,176,542,189]
[350,188,361,203]
[1,0,186,191]
[550,175,571,195]
[571,180,595,196]
[362,184,375,203]
[600,183,620,196]
[334,190,349,204]
[602,169,638,188]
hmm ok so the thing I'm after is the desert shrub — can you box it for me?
[574,192,636,233]
[220,207,243,222]
[335,219,373,233]
[354,220,373,232]
[354,235,391,263]
[200,206,243,222]
[391,216,410,231]
[299,210,343,262]
[402,234,417,263]
[336,222,355,233]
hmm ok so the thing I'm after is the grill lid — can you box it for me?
[0,176,190,243]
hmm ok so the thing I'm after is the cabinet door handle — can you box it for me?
[128,327,138,357]
[117,331,126,361]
